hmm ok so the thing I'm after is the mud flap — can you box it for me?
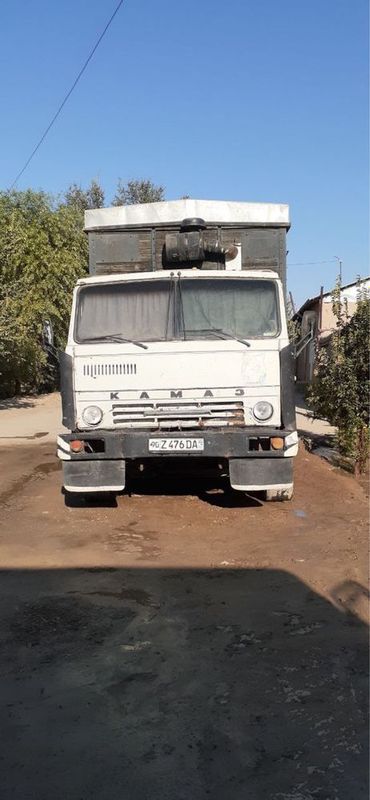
[63,460,126,493]
[229,458,293,492]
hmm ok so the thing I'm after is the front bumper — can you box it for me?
[57,428,297,493]
[57,428,298,460]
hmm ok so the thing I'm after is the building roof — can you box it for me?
[294,277,370,319]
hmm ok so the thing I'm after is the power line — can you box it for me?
[9,0,124,189]
[288,259,338,266]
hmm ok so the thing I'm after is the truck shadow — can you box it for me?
[63,461,265,509]
[0,566,368,800]
[63,483,263,510]
[126,469,264,509]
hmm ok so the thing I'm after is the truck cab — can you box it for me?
[58,200,298,499]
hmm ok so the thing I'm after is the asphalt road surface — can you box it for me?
[0,413,368,799]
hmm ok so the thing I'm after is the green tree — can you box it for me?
[87,179,105,209]
[0,176,167,398]
[112,178,165,206]
[64,179,105,211]
[308,281,370,473]
[0,190,88,397]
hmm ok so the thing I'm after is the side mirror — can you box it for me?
[42,319,54,348]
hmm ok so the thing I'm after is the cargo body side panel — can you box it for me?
[88,226,287,293]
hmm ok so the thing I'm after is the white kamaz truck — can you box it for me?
[57,199,298,499]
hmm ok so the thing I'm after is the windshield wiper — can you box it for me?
[83,334,148,350]
[184,328,250,347]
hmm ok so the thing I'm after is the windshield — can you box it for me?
[75,278,279,342]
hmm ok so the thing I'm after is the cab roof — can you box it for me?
[77,269,281,286]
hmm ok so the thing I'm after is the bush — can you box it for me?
[308,282,370,473]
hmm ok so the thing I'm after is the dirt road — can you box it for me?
[0,405,368,799]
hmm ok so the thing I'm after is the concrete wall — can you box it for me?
[296,298,363,383]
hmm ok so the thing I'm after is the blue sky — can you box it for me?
[1,0,368,305]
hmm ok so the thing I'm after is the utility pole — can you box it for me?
[288,291,296,316]
[334,256,342,285]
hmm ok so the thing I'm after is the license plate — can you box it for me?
[148,438,204,452]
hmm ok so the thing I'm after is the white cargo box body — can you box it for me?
[85,199,290,292]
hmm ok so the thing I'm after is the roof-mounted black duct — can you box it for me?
[180,217,207,231]
[165,218,237,266]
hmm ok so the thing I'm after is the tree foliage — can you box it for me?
[0,178,166,398]
[113,178,165,206]
[287,318,300,344]
[308,282,370,472]
[64,179,105,211]
[0,189,88,397]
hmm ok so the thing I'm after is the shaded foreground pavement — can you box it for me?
[0,441,368,799]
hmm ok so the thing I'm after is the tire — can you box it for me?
[265,487,293,502]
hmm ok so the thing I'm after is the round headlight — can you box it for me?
[81,405,103,426]
[253,401,273,421]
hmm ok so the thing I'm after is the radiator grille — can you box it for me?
[111,400,245,429]
[82,362,137,377]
